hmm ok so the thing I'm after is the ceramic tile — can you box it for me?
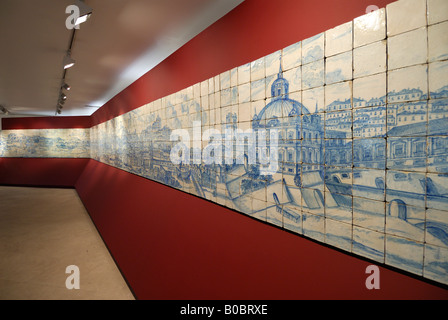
[289,91,301,110]
[426,173,448,211]
[354,8,386,48]
[208,77,215,94]
[324,167,353,196]
[353,139,387,170]
[428,21,448,63]
[325,114,352,139]
[429,60,448,99]
[184,86,193,102]
[251,200,267,222]
[238,102,251,122]
[238,83,251,104]
[302,87,325,113]
[209,93,216,110]
[387,136,427,172]
[424,244,448,285]
[265,50,281,77]
[231,86,239,105]
[251,78,266,101]
[388,64,428,103]
[325,51,352,84]
[301,138,324,164]
[302,33,324,64]
[388,27,427,70]
[302,213,325,242]
[427,135,448,166]
[214,92,221,109]
[251,57,265,81]
[214,75,220,93]
[387,101,428,136]
[353,104,386,138]
[201,95,209,111]
[236,63,251,86]
[265,74,276,100]
[352,226,385,263]
[208,108,216,126]
[251,182,267,202]
[221,88,232,107]
[425,208,448,247]
[385,234,424,275]
[325,21,352,57]
[386,170,426,208]
[283,66,301,93]
[325,218,352,251]
[266,202,284,228]
[353,40,387,78]
[200,80,208,97]
[325,81,352,112]
[251,100,266,123]
[301,166,325,191]
[324,139,353,167]
[301,59,324,90]
[427,0,448,25]
[283,205,302,234]
[353,73,387,108]
[220,70,230,90]
[386,0,427,36]
[301,187,325,215]
[230,67,238,87]
[427,136,448,175]
[282,42,301,70]
[386,201,425,242]
[352,197,385,232]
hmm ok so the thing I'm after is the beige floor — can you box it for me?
[0,186,135,300]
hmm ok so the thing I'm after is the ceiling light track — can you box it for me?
[56,1,93,116]
[56,28,75,116]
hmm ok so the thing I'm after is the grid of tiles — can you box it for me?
[0,129,90,158]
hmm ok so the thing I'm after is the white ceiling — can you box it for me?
[0,0,244,118]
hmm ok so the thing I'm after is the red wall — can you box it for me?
[2,116,91,130]
[2,0,448,299]
[0,158,89,187]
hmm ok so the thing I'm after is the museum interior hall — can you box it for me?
[1,0,447,301]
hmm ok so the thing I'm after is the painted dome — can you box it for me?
[257,98,306,120]
[256,64,309,121]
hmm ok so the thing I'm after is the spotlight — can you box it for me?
[56,103,63,115]
[62,83,71,91]
[63,54,75,69]
[0,105,9,115]
[60,93,67,100]
[74,0,93,26]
